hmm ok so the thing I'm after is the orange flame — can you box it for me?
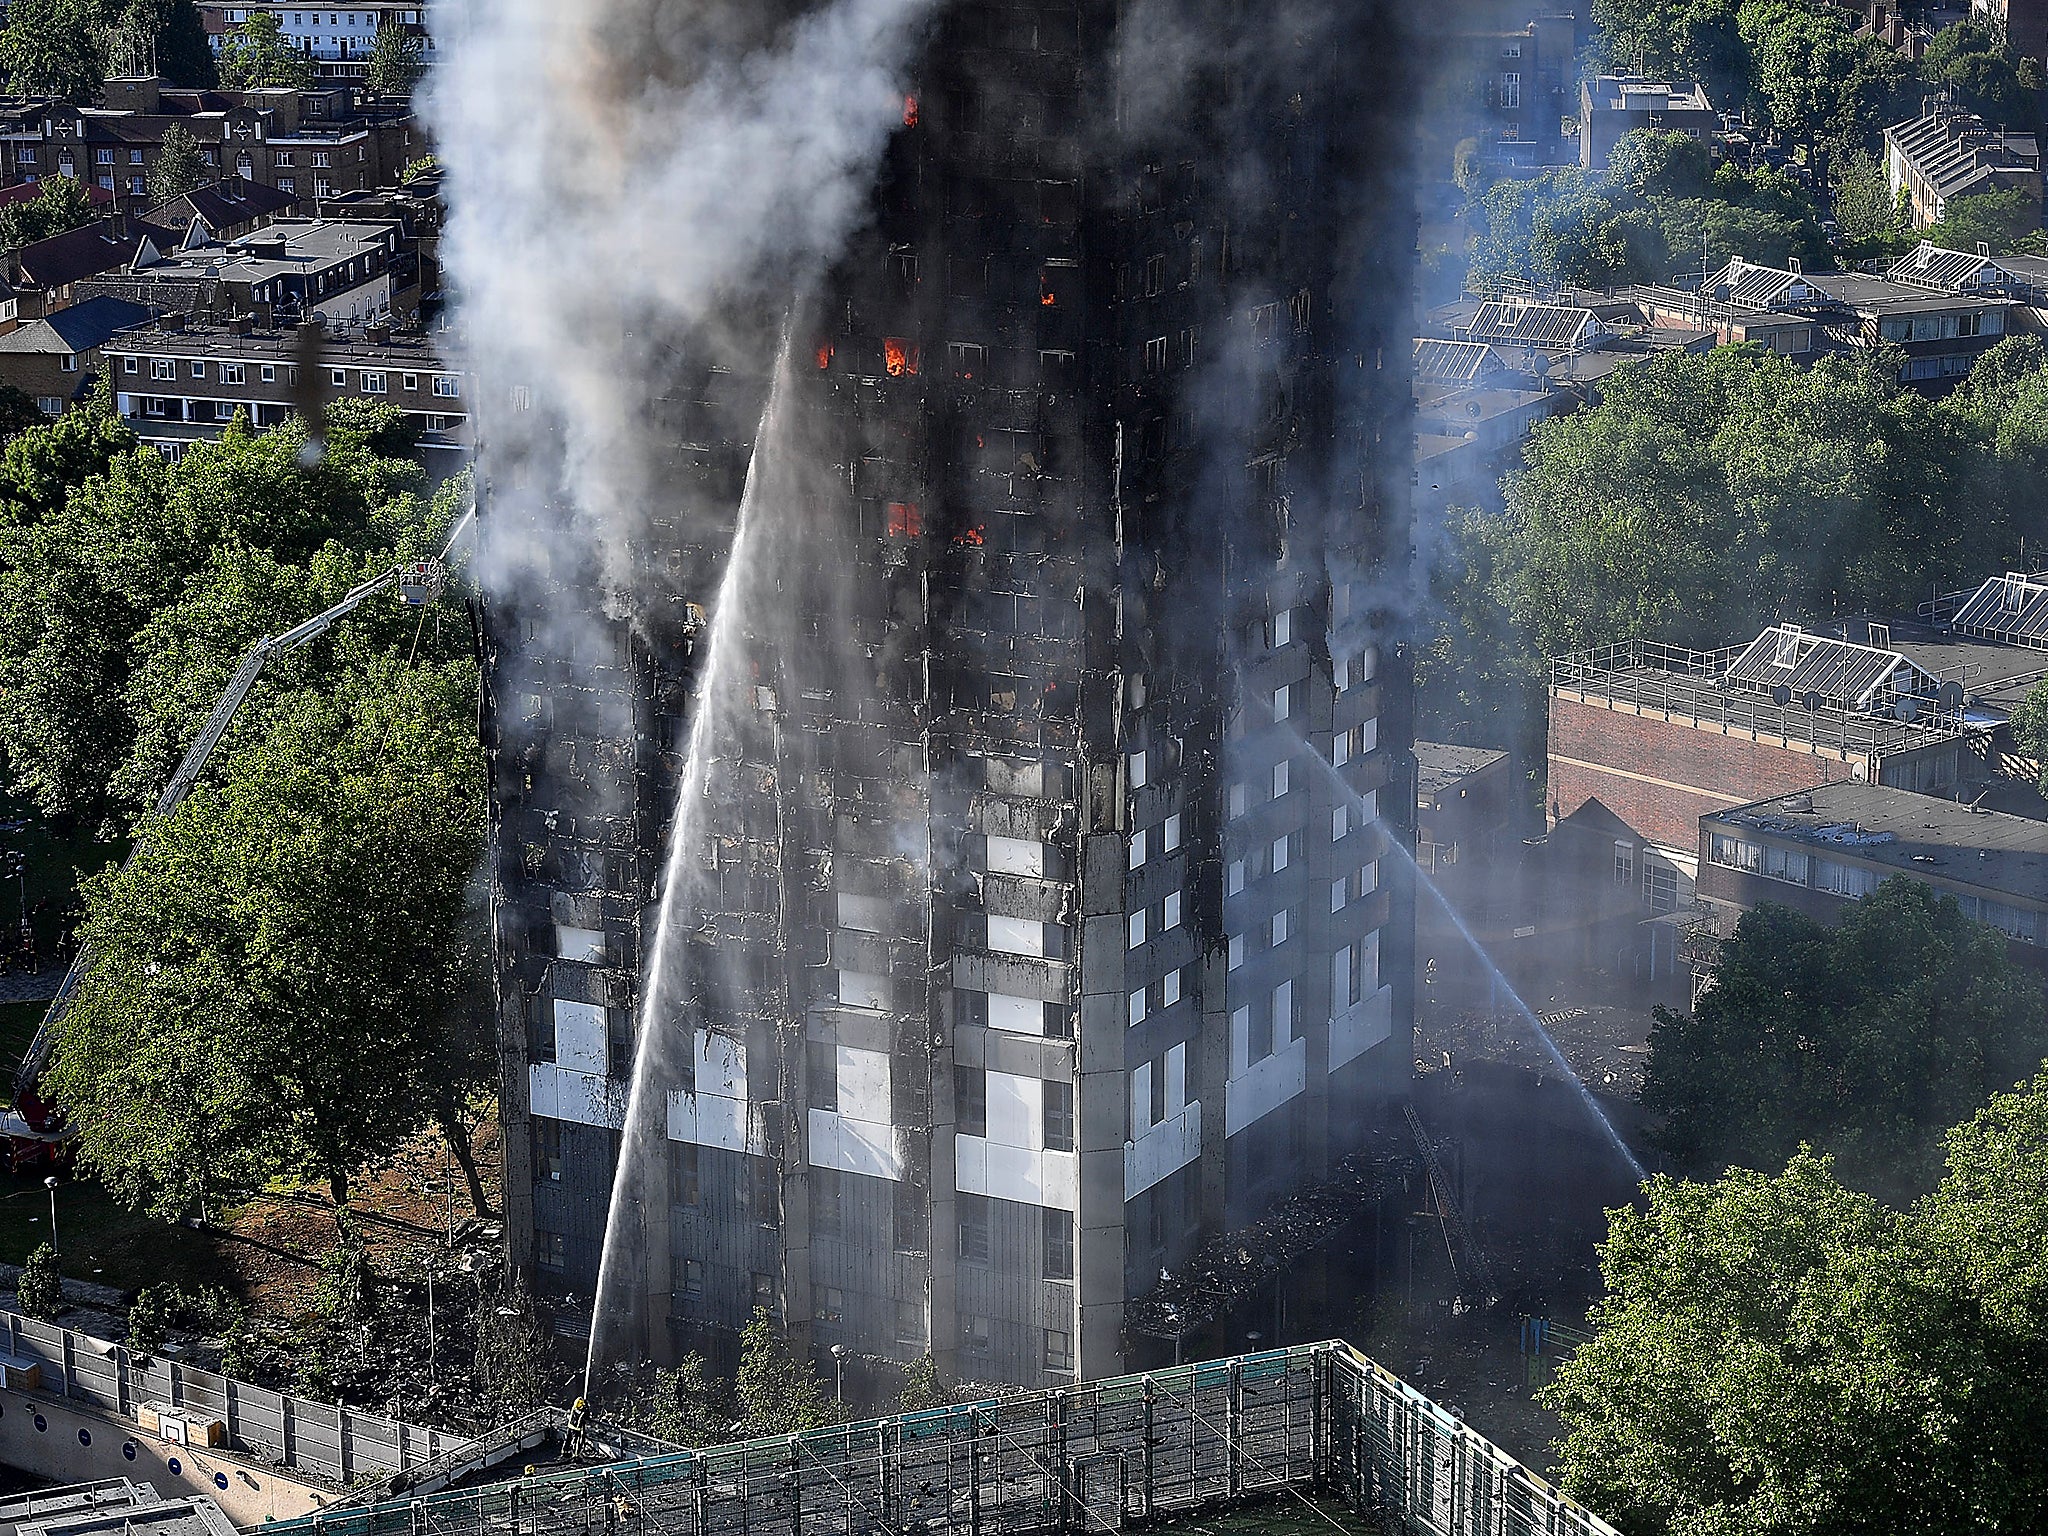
[884,338,921,377]
[815,344,834,370]
[1041,290,1057,307]
[886,502,922,538]
[953,525,986,548]
[903,95,920,127]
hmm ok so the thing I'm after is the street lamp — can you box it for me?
[43,1176,58,1257]
[830,1343,847,1404]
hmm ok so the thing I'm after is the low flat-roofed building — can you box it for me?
[102,316,466,470]
[1698,780,2048,964]
[77,216,413,327]
[1415,741,1516,875]
[1580,74,1716,170]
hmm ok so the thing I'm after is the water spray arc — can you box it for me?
[1295,739,1647,1182]
[582,339,796,1402]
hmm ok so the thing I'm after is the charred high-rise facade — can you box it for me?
[485,0,1419,1390]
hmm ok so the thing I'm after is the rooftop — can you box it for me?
[1416,740,1510,794]
[1412,336,1504,385]
[0,294,150,355]
[1584,74,1713,113]
[1551,638,1972,758]
[103,317,454,368]
[1464,299,1602,349]
[1945,571,2048,652]
[1708,780,2048,899]
[1885,105,2041,200]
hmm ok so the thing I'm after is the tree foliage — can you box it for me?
[1547,1071,2048,1535]
[1,174,99,251]
[1922,187,2047,257]
[113,0,215,87]
[365,21,423,100]
[1642,881,2048,1195]
[44,649,487,1220]
[734,1307,841,1435]
[1828,146,1902,257]
[218,10,311,90]
[147,122,204,206]
[0,0,108,102]
[2009,675,2048,793]
[1419,340,2048,747]
[1921,20,2036,129]
[16,1242,61,1319]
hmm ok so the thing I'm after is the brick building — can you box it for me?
[1549,629,1977,914]
[0,80,427,213]
[101,315,465,469]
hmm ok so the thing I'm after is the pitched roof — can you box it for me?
[1465,300,1601,349]
[1884,107,2041,202]
[139,177,298,242]
[0,294,150,354]
[1412,337,1504,386]
[1950,572,2048,651]
[13,219,155,289]
[1726,623,1942,713]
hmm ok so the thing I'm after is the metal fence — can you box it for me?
[1550,639,1968,759]
[269,1342,1618,1536]
[0,1310,471,1487]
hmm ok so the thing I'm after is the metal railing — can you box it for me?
[265,1342,1621,1536]
[0,1309,472,1489]
[1550,640,1971,756]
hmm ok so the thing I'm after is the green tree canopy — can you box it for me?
[1642,881,2048,1195]
[1922,186,2046,256]
[365,20,422,100]
[218,10,312,90]
[0,0,108,102]
[1829,146,1903,257]
[147,121,204,206]
[1,173,100,251]
[112,0,215,87]
[1921,20,2035,129]
[733,1307,840,1436]
[44,650,486,1221]
[1547,1073,2048,1535]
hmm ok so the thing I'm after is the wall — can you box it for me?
[1549,696,1859,852]
[0,1386,330,1526]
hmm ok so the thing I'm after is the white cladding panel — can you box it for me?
[552,999,608,1076]
[986,836,1046,877]
[555,925,606,964]
[1224,1034,1307,1133]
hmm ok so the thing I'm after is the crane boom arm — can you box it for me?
[14,564,413,1101]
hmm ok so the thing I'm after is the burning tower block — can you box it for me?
[486,0,1420,1389]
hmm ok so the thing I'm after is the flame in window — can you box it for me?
[886,502,922,538]
[884,338,921,377]
[815,344,834,370]
[953,525,986,548]
[1041,289,1058,307]
[903,95,920,127]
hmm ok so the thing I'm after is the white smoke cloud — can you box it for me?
[424,0,940,598]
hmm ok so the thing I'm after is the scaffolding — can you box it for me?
[273,1343,1618,1536]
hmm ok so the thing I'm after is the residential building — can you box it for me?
[0,80,428,211]
[1699,255,2017,388]
[199,4,437,87]
[1579,75,1716,172]
[492,3,1417,1389]
[1460,299,1606,352]
[1415,742,1516,874]
[1973,0,2048,66]
[1549,626,1979,914]
[77,217,415,326]
[0,294,149,412]
[1439,8,1587,171]
[1884,103,2042,228]
[1884,238,2048,309]
[137,176,298,246]
[1698,782,2048,968]
[101,316,465,468]
[5,218,163,318]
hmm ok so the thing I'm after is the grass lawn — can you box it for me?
[0,1172,238,1297]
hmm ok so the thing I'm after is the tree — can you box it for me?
[733,1308,839,1435]
[112,0,215,88]
[147,122,204,206]
[1921,20,2035,129]
[1830,146,1903,255]
[1642,880,2048,1196]
[1547,1075,2048,1535]
[2010,677,2048,792]
[364,20,422,100]
[1591,0,1744,105]
[896,1353,948,1412]
[1606,129,1711,201]
[1,174,100,250]
[0,387,47,445]
[1923,187,2047,255]
[44,651,486,1223]
[16,1242,62,1319]
[218,11,312,90]
[0,0,108,103]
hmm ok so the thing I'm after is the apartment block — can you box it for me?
[490,0,1419,1391]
